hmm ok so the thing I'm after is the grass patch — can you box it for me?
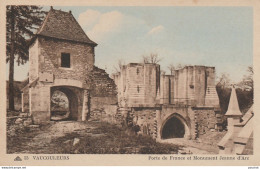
[7,124,51,154]
[51,122,181,154]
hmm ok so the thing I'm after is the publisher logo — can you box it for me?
[14,156,22,161]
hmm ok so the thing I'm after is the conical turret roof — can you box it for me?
[225,85,242,116]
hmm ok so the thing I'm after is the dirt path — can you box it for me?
[14,121,99,154]
[159,138,219,154]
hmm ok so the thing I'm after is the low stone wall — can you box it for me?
[90,96,118,123]
[90,105,118,123]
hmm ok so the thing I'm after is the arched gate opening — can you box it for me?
[161,113,190,139]
[50,86,80,121]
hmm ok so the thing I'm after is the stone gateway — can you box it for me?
[21,8,222,141]
[112,63,222,139]
[21,8,97,124]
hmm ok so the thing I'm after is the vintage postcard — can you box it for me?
[0,0,260,166]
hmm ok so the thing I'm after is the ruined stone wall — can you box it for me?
[205,67,219,106]
[90,104,118,123]
[90,66,117,97]
[174,68,188,104]
[143,64,159,105]
[126,63,146,105]
[172,66,219,107]
[114,63,159,107]
[88,66,118,122]
[132,107,159,138]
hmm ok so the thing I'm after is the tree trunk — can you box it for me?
[8,6,15,111]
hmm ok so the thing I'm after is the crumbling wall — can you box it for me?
[88,66,118,122]
[90,66,117,97]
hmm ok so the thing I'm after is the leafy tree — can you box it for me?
[216,73,231,89]
[236,66,254,112]
[216,67,254,114]
[237,66,253,91]
[6,5,46,110]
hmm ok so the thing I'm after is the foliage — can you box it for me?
[51,91,69,111]
[6,5,46,110]
[6,6,46,64]
[237,66,253,91]
[216,66,253,114]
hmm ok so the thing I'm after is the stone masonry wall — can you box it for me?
[132,108,159,138]
[193,108,218,137]
[38,36,94,86]
[88,66,118,122]
[90,66,117,97]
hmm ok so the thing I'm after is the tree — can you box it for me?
[113,59,124,73]
[216,73,231,114]
[236,66,253,112]
[237,66,253,91]
[216,67,254,114]
[216,73,231,89]
[6,6,46,110]
[142,53,162,64]
[167,64,175,75]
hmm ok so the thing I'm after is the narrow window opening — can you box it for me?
[137,85,140,93]
[61,53,70,68]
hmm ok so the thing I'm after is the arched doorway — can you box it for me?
[161,113,190,139]
[50,87,79,121]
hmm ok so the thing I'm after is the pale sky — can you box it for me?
[6,6,253,83]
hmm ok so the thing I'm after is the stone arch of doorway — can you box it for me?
[50,86,83,121]
[160,113,191,139]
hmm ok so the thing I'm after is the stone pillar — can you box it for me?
[82,89,89,121]
[170,76,175,104]
[156,110,162,140]
[160,74,164,104]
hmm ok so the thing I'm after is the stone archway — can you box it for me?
[161,113,190,139]
[50,86,81,121]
